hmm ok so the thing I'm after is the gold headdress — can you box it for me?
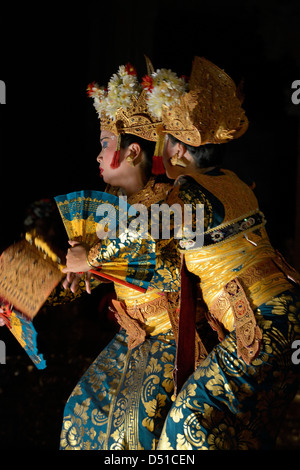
[114,89,160,141]
[143,57,248,147]
[87,62,165,174]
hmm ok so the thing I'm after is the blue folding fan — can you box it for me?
[54,190,156,293]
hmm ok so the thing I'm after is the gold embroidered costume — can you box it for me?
[60,63,181,450]
[153,57,300,450]
[60,177,182,450]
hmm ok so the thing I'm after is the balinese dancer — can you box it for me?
[140,56,300,450]
[59,63,185,450]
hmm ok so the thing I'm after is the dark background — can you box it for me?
[0,0,300,450]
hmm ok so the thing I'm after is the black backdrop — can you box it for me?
[1,1,300,255]
[0,0,300,450]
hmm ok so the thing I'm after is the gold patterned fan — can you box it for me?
[0,237,64,319]
[0,234,64,368]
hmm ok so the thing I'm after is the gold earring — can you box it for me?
[170,152,188,168]
[170,152,179,166]
[126,151,136,167]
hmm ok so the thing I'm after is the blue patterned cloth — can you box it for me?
[158,290,300,450]
[60,329,176,450]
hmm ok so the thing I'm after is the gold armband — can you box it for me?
[87,242,102,268]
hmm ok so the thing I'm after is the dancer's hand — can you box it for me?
[62,271,92,294]
[63,240,90,273]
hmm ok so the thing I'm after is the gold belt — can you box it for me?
[209,256,295,364]
[209,257,292,322]
[112,294,172,349]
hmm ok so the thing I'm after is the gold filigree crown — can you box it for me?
[115,89,161,142]
[87,63,161,142]
[87,61,165,173]
[147,57,248,146]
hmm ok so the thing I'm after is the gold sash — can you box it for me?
[112,286,173,349]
